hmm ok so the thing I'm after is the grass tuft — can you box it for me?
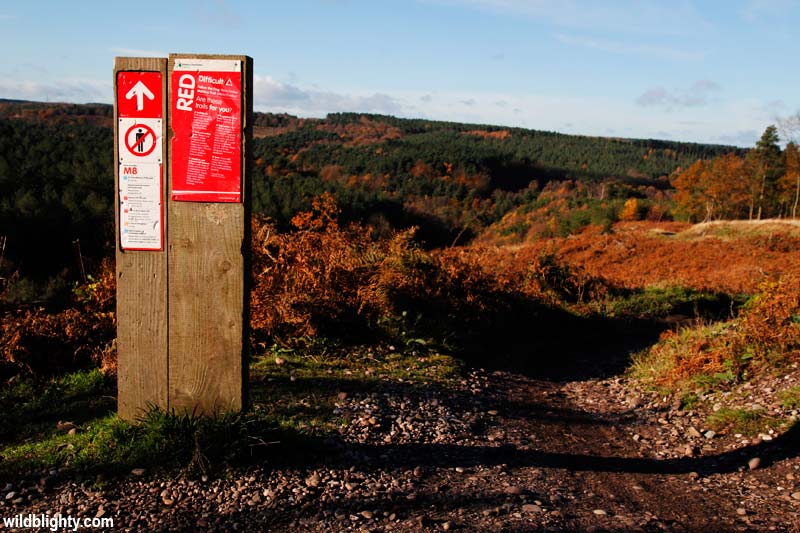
[705,408,783,436]
[778,386,800,410]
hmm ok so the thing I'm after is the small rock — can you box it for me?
[305,474,320,488]
[704,430,716,439]
[522,504,542,513]
[274,357,286,366]
[442,521,453,530]
[360,510,374,520]
[687,426,702,438]
[593,509,607,516]
[5,491,16,500]
[67,428,78,436]
[504,486,523,496]
[748,457,761,470]
[790,492,800,501]
[131,468,146,476]
[345,482,357,491]
[455,467,465,473]
[57,421,76,432]
[162,495,174,506]
[487,410,499,416]
[413,466,424,478]
[736,508,747,516]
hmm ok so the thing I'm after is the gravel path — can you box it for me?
[4,365,800,531]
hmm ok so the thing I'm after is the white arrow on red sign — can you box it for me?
[125,81,155,111]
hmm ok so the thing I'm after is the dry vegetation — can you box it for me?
[0,261,116,379]
[493,221,800,294]
[3,195,799,393]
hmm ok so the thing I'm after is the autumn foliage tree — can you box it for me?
[672,126,791,221]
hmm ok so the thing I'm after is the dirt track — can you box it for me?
[8,350,800,532]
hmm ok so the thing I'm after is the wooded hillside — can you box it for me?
[0,100,741,302]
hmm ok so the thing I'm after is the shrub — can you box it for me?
[629,274,800,389]
[738,274,800,363]
[250,194,606,350]
[0,260,115,378]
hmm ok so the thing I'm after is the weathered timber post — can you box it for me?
[114,57,169,420]
[114,54,252,420]
[167,54,253,416]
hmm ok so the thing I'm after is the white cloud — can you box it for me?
[0,78,109,103]
[716,129,759,146]
[636,80,721,109]
[0,69,776,147]
[554,33,701,61]
[401,87,775,146]
[110,48,167,58]
[253,75,405,115]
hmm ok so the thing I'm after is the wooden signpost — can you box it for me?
[114,54,252,420]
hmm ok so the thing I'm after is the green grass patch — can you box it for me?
[0,369,115,443]
[705,407,783,436]
[628,321,736,391]
[249,342,462,433]
[680,392,700,410]
[0,408,285,481]
[778,386,800,410]
[597,285,742,320]
[1,343,463,482]
[251,342,462,385]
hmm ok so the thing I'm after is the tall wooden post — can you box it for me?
[167,54,252,416]
[114,58,169,420]
[114,54,251,420]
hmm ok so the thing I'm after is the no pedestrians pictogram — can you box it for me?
[124,123,157,157]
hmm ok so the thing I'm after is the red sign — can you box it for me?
[170,59,242,202]
[116,70,163,251]
[123,123,157,157]
[117,72,162,118]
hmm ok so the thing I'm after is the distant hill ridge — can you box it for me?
[0,99,739,163]
[0,99,746,285]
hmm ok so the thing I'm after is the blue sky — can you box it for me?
[1,0,798,146]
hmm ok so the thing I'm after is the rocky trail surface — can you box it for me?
[4,355,800,532]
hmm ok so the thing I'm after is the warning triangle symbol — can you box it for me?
[225,78,233,86]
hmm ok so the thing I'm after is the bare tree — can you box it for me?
[778,112,800,144]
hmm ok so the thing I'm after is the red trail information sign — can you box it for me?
[116,71,163,251]
[171,58,242,202]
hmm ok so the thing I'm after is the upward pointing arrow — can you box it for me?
[125,81,155,111]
